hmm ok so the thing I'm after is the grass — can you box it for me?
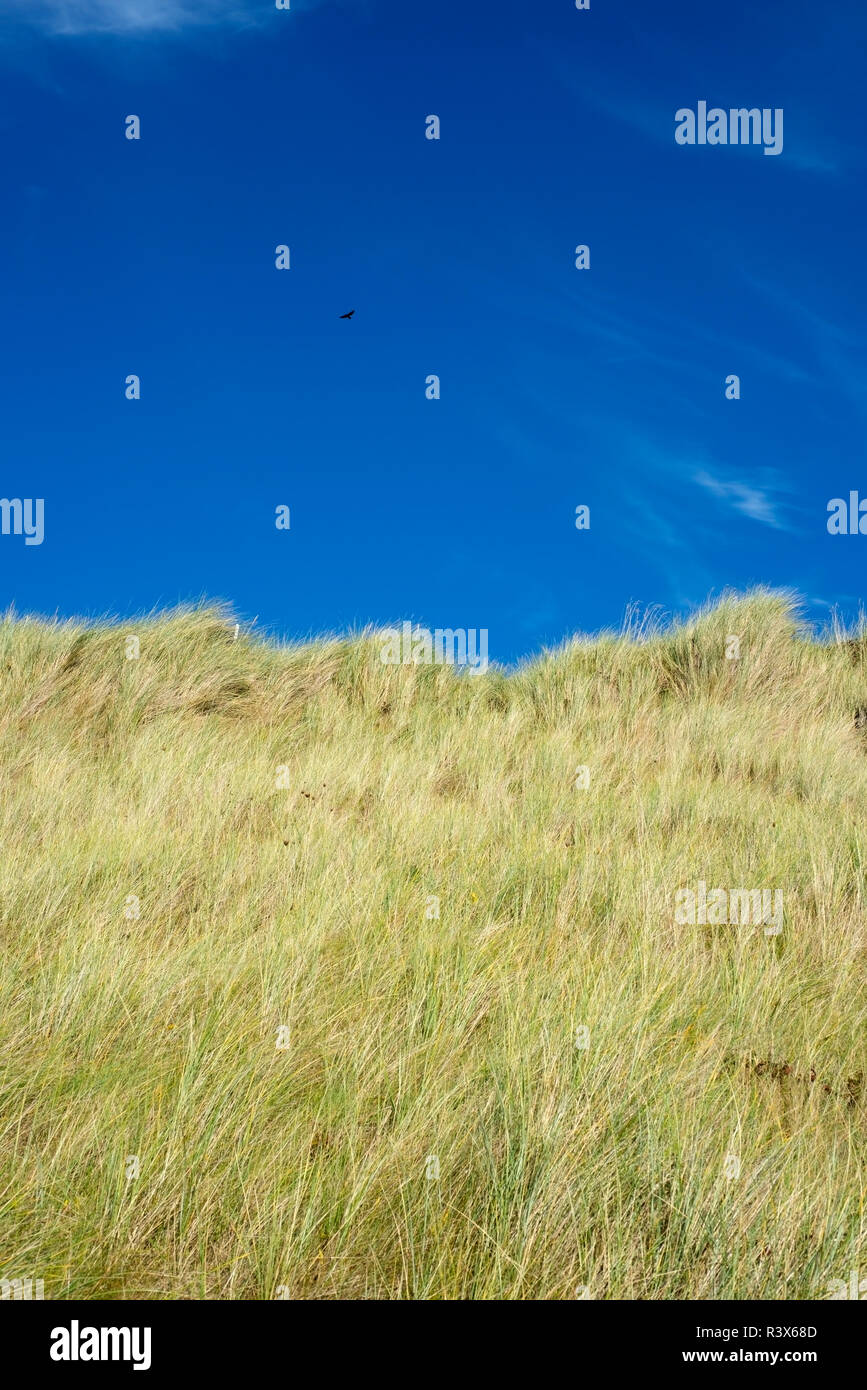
[1,587,865,1300]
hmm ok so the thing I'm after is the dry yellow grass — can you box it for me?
[0,588,865,1299]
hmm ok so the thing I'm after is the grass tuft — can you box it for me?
[1,588,865,1299]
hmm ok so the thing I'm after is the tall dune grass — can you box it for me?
[1,588,865,1299]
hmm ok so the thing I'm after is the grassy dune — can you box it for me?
[1,589,865,1300]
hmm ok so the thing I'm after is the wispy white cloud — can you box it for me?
[1,0,268,35]
[539,31,846,179]
[743,273,867,424]
[694,469,788,530]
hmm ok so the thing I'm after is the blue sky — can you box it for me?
[1,0,865,662]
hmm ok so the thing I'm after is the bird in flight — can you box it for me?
[339,310,355,319]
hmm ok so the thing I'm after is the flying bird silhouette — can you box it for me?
[339,310,355,319]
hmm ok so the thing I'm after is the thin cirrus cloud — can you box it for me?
[0,0,280,35]
[539,31,842,178]
[694,469,789,530]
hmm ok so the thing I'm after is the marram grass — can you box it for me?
[1,589,865,1301]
